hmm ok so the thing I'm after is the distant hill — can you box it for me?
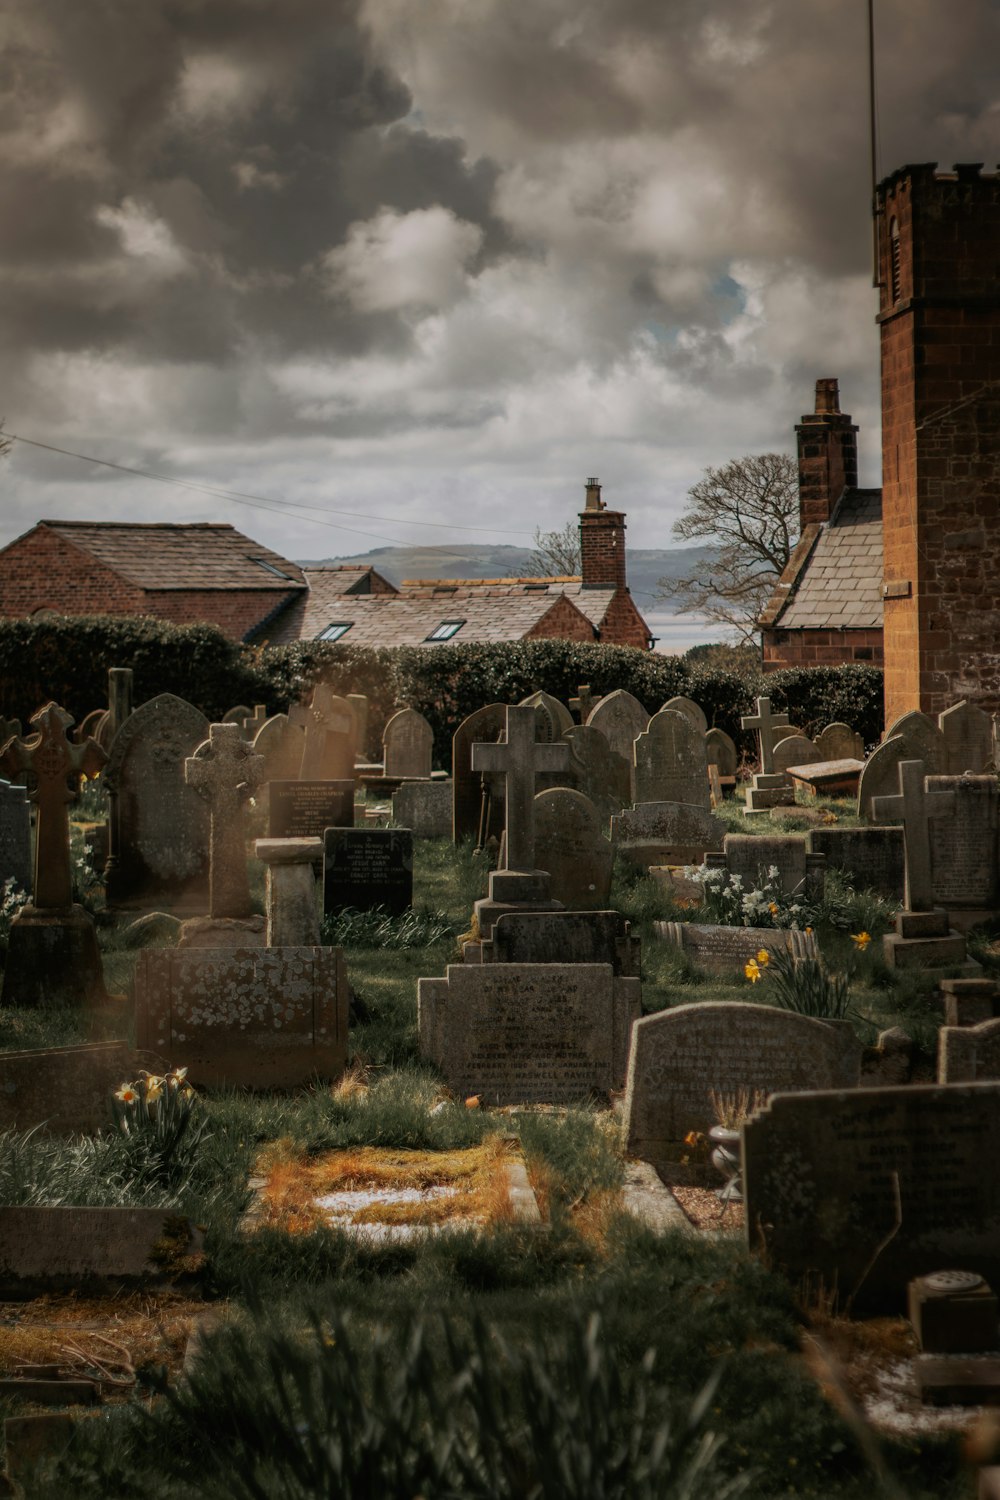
[296,543,717,615]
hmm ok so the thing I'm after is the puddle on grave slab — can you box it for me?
[241,1137,543,1241]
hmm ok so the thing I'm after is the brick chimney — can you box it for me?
[796,378,859,529]
[579,477,628,589]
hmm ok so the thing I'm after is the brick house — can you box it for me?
[0,479,653,650]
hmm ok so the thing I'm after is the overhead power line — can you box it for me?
[5,431,538,547]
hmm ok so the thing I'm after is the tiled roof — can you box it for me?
[40,521,306,591]
[263,588,597,648]
[764,489,883,630]
[398,577,617,628]
[304,565,398,597]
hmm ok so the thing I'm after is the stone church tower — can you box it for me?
[877,163,1000,725]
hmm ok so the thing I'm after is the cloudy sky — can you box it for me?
[2,0,998,565]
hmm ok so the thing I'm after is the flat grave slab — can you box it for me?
[0,1207,202,1298]
[653,921,819,976]
[0,1042,169,1135]
[786,758,864,797]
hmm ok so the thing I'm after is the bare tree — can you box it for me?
[656,452,799,643]
[523,521,581,578]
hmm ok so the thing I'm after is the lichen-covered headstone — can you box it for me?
[633,709,709,808]
[382,708,434,779]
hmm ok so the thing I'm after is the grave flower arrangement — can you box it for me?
[685,864,817,931]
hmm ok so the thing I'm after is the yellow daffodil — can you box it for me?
[144,1076,164,1102]
[744,959,762,983]
[168,1067,189,1089]
[756,949,770,966]
[115,1084,138,1105]
[768,902,779,916]
[851,931,872,951]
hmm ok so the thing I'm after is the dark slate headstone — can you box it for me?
[808,826,905,900]
[482,910,640,976]
[452,703,507,844]
[323,828,413,916]
[0,1207,202,1296]
[744,1083,1000,1313]
[268,780,354,838]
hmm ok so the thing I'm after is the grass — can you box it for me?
[0,826,979,1497]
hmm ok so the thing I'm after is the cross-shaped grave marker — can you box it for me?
[0,703,107,909]
[471,706,570,871]
[292,685,356,780]
[741,696,791,776]
[569,684,594,723]
[872,758,956,911]
[185,723,263,918]
[245,704,269,740]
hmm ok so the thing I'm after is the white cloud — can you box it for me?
[321,207,484,314]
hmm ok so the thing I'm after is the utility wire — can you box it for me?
[5,431,538,546]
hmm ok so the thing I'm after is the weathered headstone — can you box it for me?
[0,1207,203,1296]
[268,780,354,838]
[0,779,31,895]
[661,696,708,735]
[654,922,819,976]
[223,705,253,732]
[741,697,794,812]
[743,1083,1000,1312]
[784,759,865,799]
[633,709,710,808]
[562,725,631,825]
[243,704,269,741]
[884,710,947,773]
[346,694,370,761]
[103,693,209,908]
[533,789,611,909]
[624,1002,860,1158]
[927,774,1000,908]
[0,705,112,1008]
[586,690,649,774]
[254,838,322,946]
[185,724,263,921]
[135,946,348,1088]
[569,684,594,723]
[816,722,864,761]
[611,801,725,866]
[808,826,905,900]
[858,735,910,821]
[711,833,825,899]
[519,690,574,741]
[742,696,790,776]
[95,666,133,750]
[295,686,356,782]
[453,703,508,845]
[705,727,738,778]
[392,779,452,838]
[323,828,414,916]
[0,1042,168,1135]
[253,713,305,784]
[872,760,954,913]
[418,963,639,1104]
[772,734,823,777]
[477,910,640,977]
[382,708,434,779]
[939,700,993,775]
[939,1017,1000,1082]
[472,706,569,873]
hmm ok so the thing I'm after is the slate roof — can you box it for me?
[398,577,619,630]
[39,521,307,592]
[263,587,597,648]
[304,565,398,597]
[761,489,884,631]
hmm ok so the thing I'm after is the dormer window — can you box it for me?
[317,622,352,641]
[426,619,465,641]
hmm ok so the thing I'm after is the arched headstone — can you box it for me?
[939,700,992,775]
[519,691,574,741]
[452,703,507,844]
[562,725,631,825]
[534,788,612,909]
[816,723,864,761]
[633,709,709,808]
[705,727,738,777]
[661,696,708,735]
[383,708,434,779]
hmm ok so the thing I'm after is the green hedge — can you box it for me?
[0,616,884,763]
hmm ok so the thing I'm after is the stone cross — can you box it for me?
[872,759,956,911]
[294,684,355,780]
[741,696,791,775]
[471,705,570,871]
[569,685,594,723]
[0,703,107,909]
[185,723,264,918]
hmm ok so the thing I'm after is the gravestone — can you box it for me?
[872,760,954,913]
[711,833,825,898]
[633,709,709,808]
[742,696,790,776]
[268,780,354,838]
[347,694,370,761]
[939,1017,1000,1082]
[453,703,508,844]
[392,780,452,838]
[103,693,209,908]
[624,1002,861,1157]
[0,1042,168,1135]
[533,789,611,909]
[223,705,252,732]
[743,1083,1000,1312]
[244,705,269,741]
[611,801,725,866]
[816,723,864,761]
[0,705,113,1009]
[253,713,305,784]
[772,734,823,777]
[808,826,905,900]
[0,1207,202,1297]
[939,700,993,775]
[323,828,413,916]
[295,686,356,782]
[135,946,348,1088]
[858,735,910,821]
[661,696,708,735]
[184,723,263,922]
[95,667,133,751]
[927,774,1000,908]
[741,697,794,812]
[254,838,322,946]
[418,963,639,1104]
[705,728,738,778]
[586,690,649,778]
[562,725,631,825]
[784,759,864,799]
[519,690,574,740]
[0,779,31,895]
[477,910,640,977]
[884,710,947,773]
[654,922,820,976]
[569,685,594,723]
[382,708,434,779]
